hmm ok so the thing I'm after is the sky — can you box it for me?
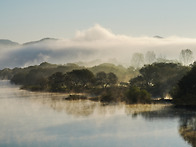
[1,0,196,69]
[1,0,196,43]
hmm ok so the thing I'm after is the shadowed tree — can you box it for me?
[95,72,118,88]
[130,63,189,98]
[95,71,107,88]
[171,65,196,106]
[48,72,65,92]
[126,86,151,104]
[65,69,95,91]
[107,72,118,87]
[11,72,27,85]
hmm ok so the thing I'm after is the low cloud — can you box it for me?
[1,24,196,69]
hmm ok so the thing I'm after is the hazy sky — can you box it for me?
[1,0,196,43]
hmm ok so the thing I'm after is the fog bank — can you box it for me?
[1,24,196,69]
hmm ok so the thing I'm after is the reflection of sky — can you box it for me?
[0,81,189,147]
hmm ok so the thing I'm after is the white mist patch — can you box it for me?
[1,24,196,68]
[23,53,50,67]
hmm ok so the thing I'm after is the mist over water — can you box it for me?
[0,81,191,147]
[1,24,196,69]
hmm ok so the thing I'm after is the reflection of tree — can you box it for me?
[64,100,97,117]
[44,99,97,117]
[28,92,196,147]
[125,104,196,146]
[179,116,196,147]
[36,97,126,117]
[126,105,184,120]
[125,104,169,118]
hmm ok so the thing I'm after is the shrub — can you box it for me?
[126,86,151,104]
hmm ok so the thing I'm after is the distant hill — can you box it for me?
[153,36,163,39]
[0,62,139,82]
[0,39,19,46]
[23,38,58,46]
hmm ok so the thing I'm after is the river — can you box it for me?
[0,80,195,147]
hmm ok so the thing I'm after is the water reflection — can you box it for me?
[34,96,196,147]
[128,105,196,147]
[36,96,196,147]
[38,97,170,118]
[178,113,196,147]
[0,80,194,147]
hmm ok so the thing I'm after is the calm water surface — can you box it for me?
[0,80,195,147]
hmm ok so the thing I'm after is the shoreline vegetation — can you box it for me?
[0,59,196,106]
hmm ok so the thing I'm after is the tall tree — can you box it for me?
[131,53,144,69]
[179,49,194,65]
[145,51,156,64]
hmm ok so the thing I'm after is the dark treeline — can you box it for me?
[130,63,189,98]
[1,54,196,106]
[171,64,196,106]
[0,62,141,104]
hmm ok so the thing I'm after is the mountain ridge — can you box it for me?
[0,39,19,46]
[23,38,58,46]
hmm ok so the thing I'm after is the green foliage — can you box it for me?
[1,62,139,88]
[99,87,127,103]
[107,72,118,86]
[130,63,189,98]
[100,91,114,103]
[65,69,95,91]
[2,62,141,104]
[89,63,138,82]
[95,71,118,88]
[171,65,196,106]
[95,72,107,88]
[126,86,151,104]
[11,72,27,84]
[0,68,12,79]
[48,72,65,92]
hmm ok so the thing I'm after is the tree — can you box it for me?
[171,65,196,106]
[179,49,194,65]
[95,71,107,88]
[130,63,189,98]
[131,53,144,69]
[145,51,156,64]
[107,72,118,86]
[126,86,151,104]
[95,72,118,88]
[48,72,65,92]
[11,72,27,85]
[65,69,94,91]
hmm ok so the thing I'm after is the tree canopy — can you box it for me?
[171,65,196,106]
[130,63,189,98]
